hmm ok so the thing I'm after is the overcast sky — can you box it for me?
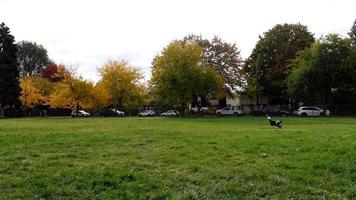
[1,0,355,82]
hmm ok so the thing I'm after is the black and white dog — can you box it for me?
[267,115,282,129]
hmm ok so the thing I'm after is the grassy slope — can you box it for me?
[0,117,355,199]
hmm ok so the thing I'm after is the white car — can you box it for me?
[216,107,243,116]
[161,110,179,116]
[190,107,209,112]
[138,110,155,117]
[71,110,90,117]
[294,106,330,116]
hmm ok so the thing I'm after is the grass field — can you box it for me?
[0,117,355,199]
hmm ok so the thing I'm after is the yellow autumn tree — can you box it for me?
[32,77,55,102]
[20,77,46,115]
[87,84,110,110]
[49,73,95,111]
[98,60,145,109]
[49,77,92,110]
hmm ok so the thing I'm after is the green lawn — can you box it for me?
[0,117,355,199]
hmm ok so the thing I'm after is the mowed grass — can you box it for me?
[0,117,356,199]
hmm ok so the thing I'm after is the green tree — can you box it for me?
[151,41,222,113]
[17,41,51,77]
[287,46,318,105]
[0,22,20,117]
[244,23,315,104]
[287,34,356,107]
[183,35,243,95]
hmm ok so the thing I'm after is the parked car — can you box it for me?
[115,109,125,116]
[190,107,209,112]
[71,110,90,117]
[99,109,125,117]
[138,110,155,117]
[216,107,243,116]
[262,105,289,116]
[294,106,330,116]
[161,110,179,117]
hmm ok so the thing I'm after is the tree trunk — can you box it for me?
[0,105,4,118]
[322,90,330,114]
[180,103,185,116]
[24,106,28,117]
[118,97,123,109]
[76,102,80,117]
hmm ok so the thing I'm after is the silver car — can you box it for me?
[138,110,155,117]
[161,110,179,117]
[71,110,91,117]
[216,107,243,116]
[294,106,330,116]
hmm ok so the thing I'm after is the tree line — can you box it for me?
[17,61,146,116]
[1,20,356,117]
[245,23,356,109]
[0,22,146,117]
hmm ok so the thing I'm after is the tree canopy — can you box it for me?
[98,60,145,109]
[244,23,315,103]
[17,41,51,77]
[287,34,356,106]
[151,41,223,111]
[42,64,69,82]
[183,35,243,96]
[49,75,95,111]
[19,77,46,114]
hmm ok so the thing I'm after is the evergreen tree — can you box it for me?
[0,22,20,117]
[349,19,356,47]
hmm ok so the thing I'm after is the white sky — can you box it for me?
[1,0,355,82]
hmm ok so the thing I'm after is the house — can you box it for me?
[224,94,268,107]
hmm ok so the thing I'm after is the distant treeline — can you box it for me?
[1,20,356,117]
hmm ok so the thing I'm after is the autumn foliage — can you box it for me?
[42,64,69,82]
[18,60,144,114]
[98,60,145,109]
[19,77,46,112]
[49,76,95,110]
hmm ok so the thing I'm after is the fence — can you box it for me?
[328,105,356,115]
[245,104,356,116]
[3,104,356,117]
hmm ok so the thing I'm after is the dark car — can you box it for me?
[262,105,289,116]
[99,109,125,117]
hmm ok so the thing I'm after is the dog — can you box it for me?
[267,115,282,129]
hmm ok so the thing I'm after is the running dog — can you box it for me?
[267,115,282,129]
